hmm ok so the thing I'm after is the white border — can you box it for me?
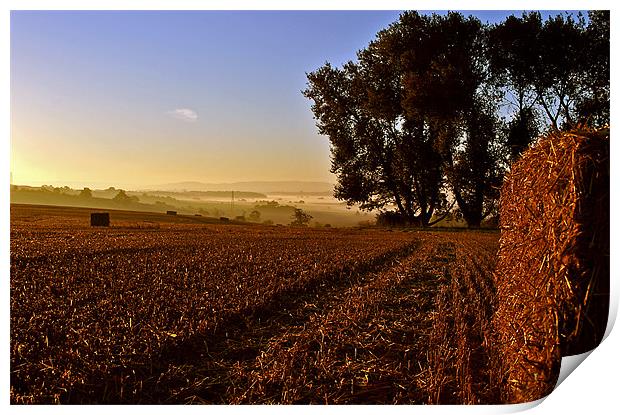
[3,1,618,414]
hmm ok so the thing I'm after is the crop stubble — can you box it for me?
[11,205,499,404]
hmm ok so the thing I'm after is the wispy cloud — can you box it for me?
[167,108,198,122]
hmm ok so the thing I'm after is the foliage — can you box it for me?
[248,210,261,222]
[488,11,609,132]
[79,187,92,198]
[575,11,610,127]
[290,208,313,226]
[304,10,609,228]
[303,14,448,227]
[112,189,138,203]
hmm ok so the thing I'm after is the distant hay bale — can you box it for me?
[90,212,110,227]
[219,217,230,222]
[166,210,177,215]
[493,127,609,403]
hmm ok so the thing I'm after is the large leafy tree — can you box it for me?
[304,55,447,226]
[397,12,505,228]
[488,11,608,137]
[535,13,588,129]
[487,12,543,160]
[359,11,505,228]
[444,98,506,227]
[304,10,608,228]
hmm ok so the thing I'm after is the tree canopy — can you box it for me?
[290,208,313,227]
[304,10,608,228]
[79,187,92,198]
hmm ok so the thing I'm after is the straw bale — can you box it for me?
[492,127,609,403]
[90,212,110,227]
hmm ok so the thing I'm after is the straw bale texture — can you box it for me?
[493,127,609,403]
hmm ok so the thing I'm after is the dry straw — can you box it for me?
[492,127,609,403]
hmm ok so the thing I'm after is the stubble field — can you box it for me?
[10,204,500,404]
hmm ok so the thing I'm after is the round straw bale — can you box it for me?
[492,127,609,403]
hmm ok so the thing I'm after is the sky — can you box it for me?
[10,10,584,189]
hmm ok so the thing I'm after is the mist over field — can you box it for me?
[10,181,377,228]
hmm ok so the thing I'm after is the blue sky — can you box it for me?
[10,10,585,188]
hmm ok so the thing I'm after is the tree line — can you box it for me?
[303,11,609,228]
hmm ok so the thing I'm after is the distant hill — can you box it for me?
[150,181,335,194]
[147,190,268,199]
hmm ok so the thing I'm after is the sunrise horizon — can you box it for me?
[11,10,581,189]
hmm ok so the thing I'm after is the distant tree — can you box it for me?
[249,210,261,222]
[290,208,312,226]
[255,200,283,210]
[79,187,92,198]
[113,189,137,203]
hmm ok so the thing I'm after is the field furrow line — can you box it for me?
[424,233,500,404]
[216,234,453,404]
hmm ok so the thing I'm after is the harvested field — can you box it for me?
[11,204,500,404]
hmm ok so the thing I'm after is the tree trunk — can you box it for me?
[452,187,484,228]
[464,213,482,228]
